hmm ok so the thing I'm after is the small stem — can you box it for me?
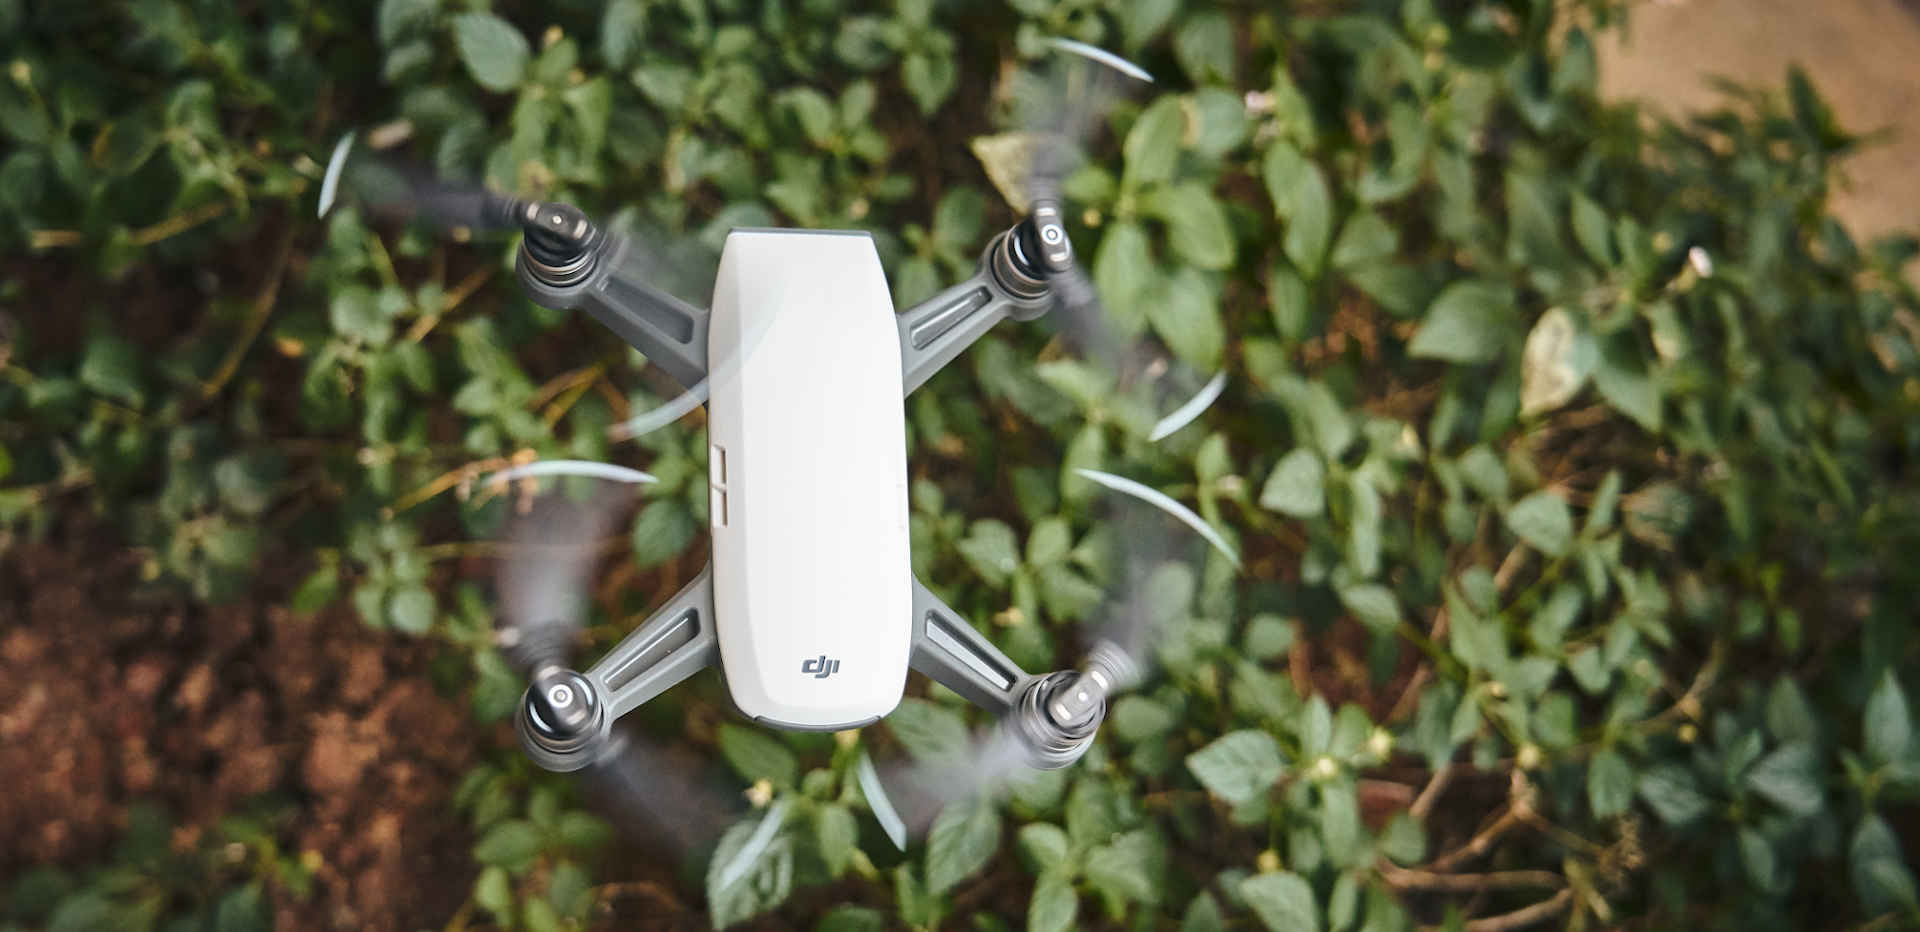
[1379,863,1564,892]
[1410,763,1452,823]
[199,228,295,403]
[1426,805,1522,873]
[1452,888,1573,932]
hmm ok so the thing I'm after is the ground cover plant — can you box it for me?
[4,0,1920,929]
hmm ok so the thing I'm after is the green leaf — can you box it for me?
[1028,870,1079,932]
[1520,308,1597,416]
[1594,339,1662,432]
[1330,212,1399,269]
[1269,262,1311,342]
[1017,822,1070,872]
[1263,143,1333,275]
[452,13,530,92]
[387,583,436,635]
[1588,748,1634,818]
[957,519,1021,586]
[473,865,512,919]
[1239,871,1320,932]
[1086,829,1164,904]
[474,819,543,873]
[1186,730,1285,805]
[888,697,970,760]
[1174,12,1234,85]
[1571,192,1613,266]
[599,0,647,69]
[79,335,143,405]
[1745,742,1824,816]
[781,88,837,146]
[814,804,859,876]
[902,50,957,116]
[1504,490,1573,557]
[817,906,887,932]
[1408,280,1515,363]
[717,724,798,786]
[1638,763,1709,826]
[1148,267,1227,371]
[630,499,695,569]
[707,809,795,927]
[1379,812,1426,864]
[1124,97,1184,189]
[1337,583,1401,634]
[1865,670,1912,766]
[1094,221,1155,336]
[925,796,1002,894]
[1145,182,1236,270]
[1259,449,1325,518]
[1766,677,1821,745]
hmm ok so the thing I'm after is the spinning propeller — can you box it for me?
[496,482,742,860]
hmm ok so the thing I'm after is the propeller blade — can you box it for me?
[864,727,1033,842]
[495,479,632,677]
[580,725,746,863]
[319,131,522,234]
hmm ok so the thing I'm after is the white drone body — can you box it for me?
[706,230,912,729]
[510,200,1106,799]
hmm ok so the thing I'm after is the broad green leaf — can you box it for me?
[1263,143,1333,275]
[1016,822,1069,872]
[1259,448,1325,518]
[1186,730,1285,805]
[1865,670,1912,766]
[1520,308,1597,416]
[888,697,970,760]
[1028,870,1079,932]
[1505,490,1574,557]
[925,796,1002,894]
[453,13,530,92]
[629,499,695,568]
[1330,212,1399,269]
[1174,12,1234,85]
[387,584,435,635]
[474,819,542,873]
[1145,182,1236,270]
[1588,748,1634,818]
[814,804,859,876]
[1638,763,1709,826]
[717,724,798,786]
[1148,267,1226,371]
[706,810,795,927]
[1086,829,1164,904]
[1408,280,1515,363]
[1124,97,1184,189]
[1337,583,1400,634]
[957,519,1021,586]
[1269,261,1311,341]
[817,906,887,932]
[1594,340,1662,432]
[1745,742,1824,816]
[1239,871,1319,932]
[1767,677,1821,745]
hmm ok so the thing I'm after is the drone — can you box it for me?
[330,40,1223,849]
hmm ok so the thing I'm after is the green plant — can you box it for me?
[5,0,1920,929]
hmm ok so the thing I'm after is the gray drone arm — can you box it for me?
[513,204,710,394]
[897,222,1057,396]
[518,565,718,773]
[908,576,1035,717]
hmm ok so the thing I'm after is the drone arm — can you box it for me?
[586,563,718,722]
[897,225,1056,396]
[517,235,711,393]
[908,576,1035,717]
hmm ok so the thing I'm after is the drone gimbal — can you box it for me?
[498,195,1127,792]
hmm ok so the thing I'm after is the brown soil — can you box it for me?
[0,518,478,931]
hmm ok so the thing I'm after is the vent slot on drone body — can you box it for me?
[601,608,703,692]
[601,275,696,345]
[908,287,992,349]
[924,612,1015,690]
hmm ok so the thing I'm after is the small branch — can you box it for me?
[1379,862,1564,893]
[1410,763,1453,823]
[131,200,231,246]
[1456,889,1573,932]
[1426,805,1522,873]
[198,227,296,404]
[405,265,494,343]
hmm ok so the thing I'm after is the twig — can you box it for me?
[1410,763,1453,822]
[199,227,296,403]
[1427,805,1522,873]
[1379,863,1564,892]
[1455,888,1574,932]
[405,265,494,343]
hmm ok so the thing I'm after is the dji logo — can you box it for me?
[800,655,842,679]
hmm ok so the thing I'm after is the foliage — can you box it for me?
[2,802,308,932]
[5,0,1920,929]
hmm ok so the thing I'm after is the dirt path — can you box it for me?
[1597,0,1920,241]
